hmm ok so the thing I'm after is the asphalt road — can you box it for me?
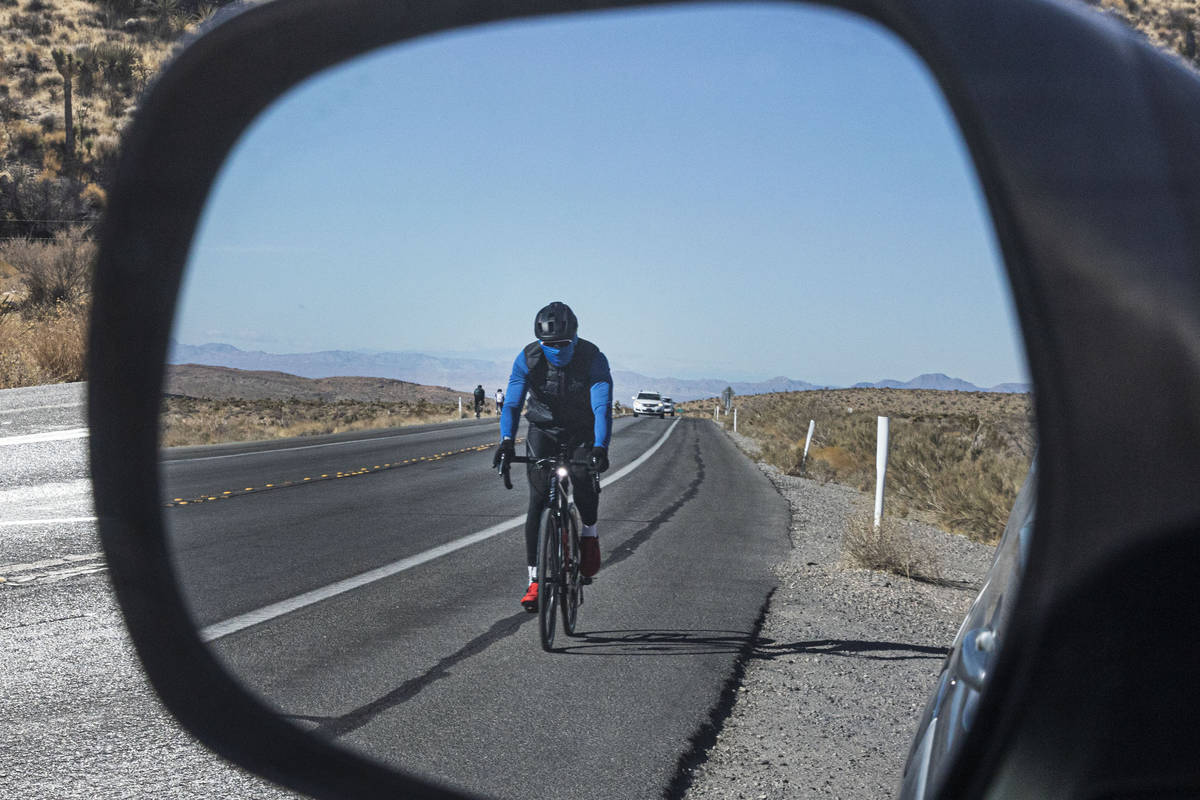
[162,414,791,799]
[2,383,298,799]
[2,384,792,800]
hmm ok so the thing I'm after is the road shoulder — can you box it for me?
[679,424,995,799]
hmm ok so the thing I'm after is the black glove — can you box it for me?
[589,446,609,473]
[493,438,515,470]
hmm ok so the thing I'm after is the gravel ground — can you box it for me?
[680,428,996,800]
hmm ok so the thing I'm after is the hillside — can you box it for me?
[167,363,470,404]
[0,0,241,238]
[688,387,1035,543]
[161,365,489,446]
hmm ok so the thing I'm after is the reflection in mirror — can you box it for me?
[160,4,1034,797]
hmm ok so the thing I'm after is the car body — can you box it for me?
[899,459,1035,799]
[632,391,664,417]
[661,397,675,417]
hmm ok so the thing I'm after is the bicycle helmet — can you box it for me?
[534,301,578,343]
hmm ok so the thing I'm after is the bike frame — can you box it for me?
[500,446,593,650]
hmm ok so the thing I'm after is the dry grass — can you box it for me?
[0,297,88,386]
[841,509,940,581]
[160,395,493,447]
[0,225,94,305]
[686,388,1034,544]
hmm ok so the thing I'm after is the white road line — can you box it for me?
[0,516,98,528]
[0,427,89,446]
[0,401,83,413]
[0,552,104,572]
[0,552,107,586]
[162,421,497,463]
[201,418,680,641]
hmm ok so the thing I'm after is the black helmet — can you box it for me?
[534,301,578,343]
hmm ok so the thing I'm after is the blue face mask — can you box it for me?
[541,337,577,367]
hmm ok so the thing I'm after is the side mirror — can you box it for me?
[88,0,1200,798]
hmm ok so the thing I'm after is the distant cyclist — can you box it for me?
[473,384,485,418]
[492,301,613,610]
[495,387,504,413]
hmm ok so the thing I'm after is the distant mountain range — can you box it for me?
[851,373,1029,393]
[168,342,1029,402]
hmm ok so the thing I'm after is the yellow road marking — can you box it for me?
[164,437,518,508]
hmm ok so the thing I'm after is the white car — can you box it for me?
[632,391,664,418]
[662,397,675,417]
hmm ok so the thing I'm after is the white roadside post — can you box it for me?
[801,419,815,469]
[458,397,462,418]
[733,407,738,433]
[874,416,889,529]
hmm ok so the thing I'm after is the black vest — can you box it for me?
[523,338,600,435]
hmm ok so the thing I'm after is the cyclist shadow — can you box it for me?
[555,628,753,656]
[556,629,950,661]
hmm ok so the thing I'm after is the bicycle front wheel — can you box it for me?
[536,508,561,651]
[561,504,583,636]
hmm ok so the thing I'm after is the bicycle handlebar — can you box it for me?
[496,452,595,491]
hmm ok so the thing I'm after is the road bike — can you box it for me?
[498,446,598,651]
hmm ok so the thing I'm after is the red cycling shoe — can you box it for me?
[520,580,538,611]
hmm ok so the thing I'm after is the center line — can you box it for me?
[201,419,679,641]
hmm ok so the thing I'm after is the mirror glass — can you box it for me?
[160,4,1033,796]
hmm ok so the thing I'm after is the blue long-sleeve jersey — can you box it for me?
[500,343,613,448]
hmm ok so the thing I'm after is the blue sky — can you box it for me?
[177,2,1027,387]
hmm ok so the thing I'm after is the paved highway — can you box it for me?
[162,415,790,799]
[2,383,298,798]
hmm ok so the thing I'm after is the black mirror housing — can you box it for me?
[89,0,1200,798]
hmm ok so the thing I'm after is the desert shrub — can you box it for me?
[842,510,939,581]
[92,133,120,161]
[145,0,181,35]
[0,299,88,388]
[26,300,88,379]
[9,120,41,158]
[75,41,142,95]
[96,41,141,86]
[41,129,67,174]
[80,182,106,210]
[0,226,95,308]
[97,0,142,25]
[22,46,40,72]
[0,165,97,238]
[17,70,38,95]
[10,11,51,36]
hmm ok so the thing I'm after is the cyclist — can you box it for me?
[495,387,504,413]
[473,384,485,418]
[492,301,612,610]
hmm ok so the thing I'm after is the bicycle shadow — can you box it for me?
[555,628,949,661]
[554,628,751,656]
